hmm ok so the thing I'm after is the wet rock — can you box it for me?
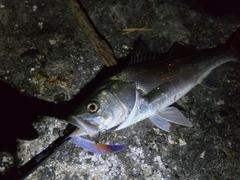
[1,0,240,179]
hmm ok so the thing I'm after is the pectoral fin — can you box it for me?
[70,136,126,155]
[143,82,170,103]
[149,107,192,132]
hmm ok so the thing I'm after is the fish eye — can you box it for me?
[87,101,99,113]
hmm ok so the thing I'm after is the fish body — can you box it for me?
[108,46,236,130]
[67,28,240,154]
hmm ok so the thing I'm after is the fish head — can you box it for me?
[67,80,138,137]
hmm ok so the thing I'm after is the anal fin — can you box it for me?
[201,70,222,90]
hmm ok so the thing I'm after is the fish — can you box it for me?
[67,28,240,154]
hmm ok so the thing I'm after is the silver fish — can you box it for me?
[67,28,240,154]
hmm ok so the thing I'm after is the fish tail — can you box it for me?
[226,28,240,60]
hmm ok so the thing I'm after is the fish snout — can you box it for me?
[67,116,99,137]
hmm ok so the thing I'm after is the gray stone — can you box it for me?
[1,0,240,179]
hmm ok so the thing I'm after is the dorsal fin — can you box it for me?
[128,40,198,65]
[165,41,198,61]
[128,40,165,65]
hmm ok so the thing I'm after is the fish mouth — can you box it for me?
[67,116,99,137]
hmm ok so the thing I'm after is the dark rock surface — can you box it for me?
[0,0,240,179]
[0,0,105,102]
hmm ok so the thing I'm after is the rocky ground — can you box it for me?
[0,0,240,179]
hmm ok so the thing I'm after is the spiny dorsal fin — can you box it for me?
[128,40,164,65]
[128,40,198,65]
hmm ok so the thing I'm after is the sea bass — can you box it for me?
[67,28,240,154]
